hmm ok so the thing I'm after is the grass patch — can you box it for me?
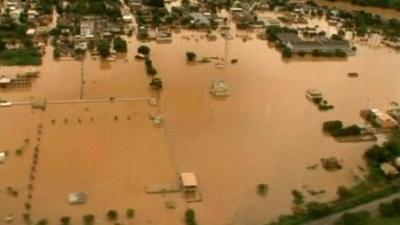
[367,216,400,225]
[0,49,42,66]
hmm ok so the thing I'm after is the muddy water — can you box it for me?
[1,20,400,225]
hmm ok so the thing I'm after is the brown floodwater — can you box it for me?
[1,14,400,225]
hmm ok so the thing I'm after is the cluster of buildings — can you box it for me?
[1,0,51,51]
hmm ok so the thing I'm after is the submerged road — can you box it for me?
[304,192,400,225]
[10,97,149,106]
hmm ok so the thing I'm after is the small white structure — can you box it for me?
[68,192,87,204]
[0,152,7,163]
[210,80,230,97]
[0,100,12,107]
[306,89,323,100]
[153,115,163,125]
[179,172,202,202]
[369,109,398,128]
[26,28,36,36]
[380,163,399,177]
[0,76,11,85]
[149,97,158,106]
[180,172,198,190]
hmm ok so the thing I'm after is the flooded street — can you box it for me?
[1,16,400,225]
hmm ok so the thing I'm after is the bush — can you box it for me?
[53,48,61,59]
[337,186,353,199]
[335,49,347,58]
[113,36,127,53]
[150,77,163,90]
[126,208,135,218]
[60,216,70,225]
[36,219,48,225]
[282,47,293,58]
[146,66,158,76]
[138,45,150,55]
[292,190,304,205]
[392,198,400,213]
[334,125,362,137]
[97,40,111,58]
[186,52,197,61]
[312,49,321,57]
[298,51,306,57]
[323,121,343,133]
[257,183,269,196]
[335,211,370,225]
[306,202,331,218]
[185,209,197,225]
[0,49,42,65]
[107,210,118,221]
[379,202,396,217]
[83,214,95,225]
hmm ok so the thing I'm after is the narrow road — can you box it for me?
[304,192,400,225]
[11,97,149,106]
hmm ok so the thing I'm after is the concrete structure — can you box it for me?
[369,108,398,128]
[210,80,230,97]
[68,192,87,204]
[0,152,6,163]
[189,13,211,28]
[276,33,351,53]
[80,20,95,39]
[180,172,198,190]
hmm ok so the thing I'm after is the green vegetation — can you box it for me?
[185,209,197,225]
[35,219,48,225]
[60,216,70,225]
[268,134,400,225]
[0,49,42,65]
[144,0,165,7]
[97,40,111,58]
[107,209,118,221]
[64,0,122,18]
[368,216,400,225]
[150,77,163,90]
[282,47,293,58]
[323,121,362,137]
[113,36,127,53]
[126,208,135,218]
[138,45,151,56]
[83,214,95,225]
[335,211,370,225]
[292,190,305,205]
[257,183,269,196]
[186,52,197,61]
[145,58,158,76]
[349,0,400,10]
[338,10,400,38]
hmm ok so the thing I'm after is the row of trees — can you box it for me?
[137,45,163,90]
[323,120,362,137]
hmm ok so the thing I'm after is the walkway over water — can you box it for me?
[10,97,150,106]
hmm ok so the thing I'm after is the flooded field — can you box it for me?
[1,18,400,225]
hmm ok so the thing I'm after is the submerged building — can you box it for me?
[276,33,351,53]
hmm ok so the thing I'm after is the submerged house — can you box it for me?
[189,13,211,28]
[276,33,351,53]
[368,108,398,129]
